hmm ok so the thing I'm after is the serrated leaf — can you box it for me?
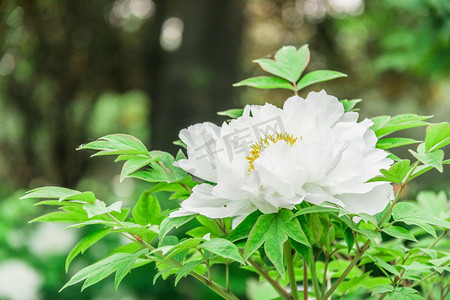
[376,138,420,150]
[382,226,418,242]
[201,238,245,264]
[253,45,310,83]
[410,149,444,172]
[296,70,347,91]
[174,260,202,286]
[60,249,148,292]
[132,192,161,226]
[244,210,309,278]
[83,200,122,218]
[78,134,149,156]
[233,76,295,91]
[425,122,450,152]
[66,228,111,272]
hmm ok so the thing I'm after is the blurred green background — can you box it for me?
[0,0,449,299]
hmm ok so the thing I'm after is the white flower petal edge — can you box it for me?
[171,90,393,219]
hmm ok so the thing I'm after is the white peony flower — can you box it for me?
[172,90,393,219]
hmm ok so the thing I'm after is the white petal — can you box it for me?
[176,184,254,218]
[337,183,393,215]
[177,122,222,182]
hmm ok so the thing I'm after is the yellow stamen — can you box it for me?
[245,132,298,173]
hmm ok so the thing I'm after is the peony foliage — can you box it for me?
[24,45,450,300]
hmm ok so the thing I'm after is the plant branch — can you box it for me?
[308,250,321,299]
[303,260,308,300]
[285,242,299,300]
[247,257,292,300]
[106,213,238,299]
[321,240,370,299]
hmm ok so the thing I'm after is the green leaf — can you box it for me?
[173,139,187,149]
[372,159,411,184]
[227,210,262,242]
[343,227,355,254]
[30,205,91,223]
[384,287,426,300]
[355,227,381,243]
[78,134,149,157]
[233,76,295,91]
[60,249,148,292]
[296,70,347,91]
[244,210,309,278]
[196,215,223,237]
[119,157,153,182]
[132,192,161,226]
[365,253,401,276]
[159,215,196,245]
[66,228,111,272]
[340,99,361,112]
[217,108,244,119]
[371,284,394,295]
[292,206,340,218]
[83,200,122,218]
[382,226,418,242]
[371,114,431,138]
[376,138,420,150]
[409,165,433,180]
[174,260,202,286]
[429,256,450,267]
[425,122,450,152]
[21,186,86,202]
[253,45,310,83]
[410,149,444,172]
[129,152,188,183]
[416,191,448,218]
[393,202,450,237]
[201,238,245,264]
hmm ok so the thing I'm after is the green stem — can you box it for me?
[247,257,292,300]
[106,213,238,300]
[321,241,370,300]
[320,252,330,296]
[308,250,321,299]
[411,271,440,288]
[225,261,230,292]
[285,242,299,300]
[303,260,308,300]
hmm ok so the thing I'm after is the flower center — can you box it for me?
[245,132,298,172]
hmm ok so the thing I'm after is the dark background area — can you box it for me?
[0,0,449,299]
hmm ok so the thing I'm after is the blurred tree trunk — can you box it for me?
[147,0,245,153]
